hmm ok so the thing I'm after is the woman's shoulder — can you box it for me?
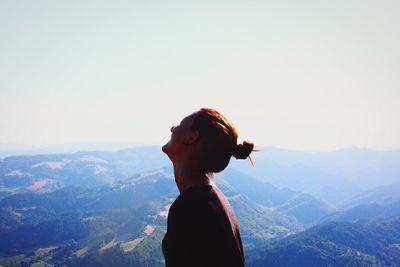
[169,185,215,212]
[171,185,231,217]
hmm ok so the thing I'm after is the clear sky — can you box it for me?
[0,0,399,152]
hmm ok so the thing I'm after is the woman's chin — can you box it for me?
[161,142,170,154]
[162,143,176,162]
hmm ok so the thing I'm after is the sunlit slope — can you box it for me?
[0,146,168,199]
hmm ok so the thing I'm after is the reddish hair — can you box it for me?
[190,108,254,173]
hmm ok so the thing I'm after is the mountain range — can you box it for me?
[0,166,305,266]
[0,146,399,266]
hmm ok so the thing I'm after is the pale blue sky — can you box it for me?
[1,0,399,152]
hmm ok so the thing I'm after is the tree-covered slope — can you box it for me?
[247,216,400,267]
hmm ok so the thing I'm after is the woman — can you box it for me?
[161,107,254,267]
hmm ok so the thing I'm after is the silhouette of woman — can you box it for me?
[161,107,254,267]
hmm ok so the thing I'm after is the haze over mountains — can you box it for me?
[0,146,399,266]
[231,147,400,202]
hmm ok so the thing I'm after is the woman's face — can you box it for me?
[162,112,198,160]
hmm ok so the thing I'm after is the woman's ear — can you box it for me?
[184,130,200,145]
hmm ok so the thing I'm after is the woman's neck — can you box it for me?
[172,160,213,194]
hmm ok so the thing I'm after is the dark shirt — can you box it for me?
[162,184,245,267]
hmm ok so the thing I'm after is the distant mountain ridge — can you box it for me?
[320,200,400,224]
[2,145,399,203]
[338,184,400,209]
[231,146,400,203]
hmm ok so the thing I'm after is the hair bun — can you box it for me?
[233,140,254,160]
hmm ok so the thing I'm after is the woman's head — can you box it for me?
[162,107,254,173]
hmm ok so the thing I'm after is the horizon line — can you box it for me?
[0,141,399,155]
